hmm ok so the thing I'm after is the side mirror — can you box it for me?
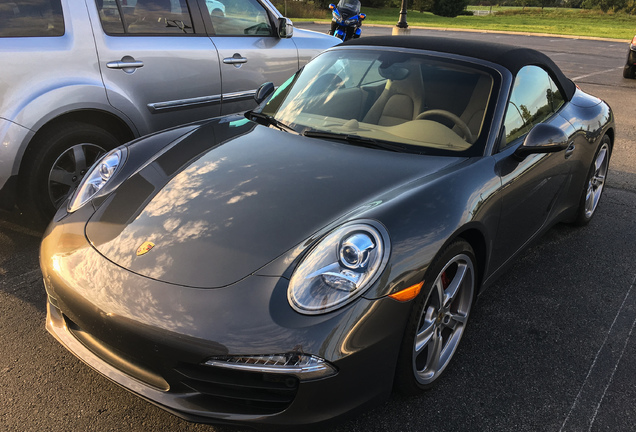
[278,17,293,39]
[254,82,275,104]
[514,123,568,160]
[360,13,366,20]
[329,4,335,10]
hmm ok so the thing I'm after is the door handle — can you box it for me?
[107,56,144,73]
[565,143,575,159]
[223,54,248,67]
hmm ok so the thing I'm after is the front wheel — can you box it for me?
[394,240,476,394]
[20,122,120,225]
[573,135,611,226]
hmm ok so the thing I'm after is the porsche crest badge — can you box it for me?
[136,241,155,256]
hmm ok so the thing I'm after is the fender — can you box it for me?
[361,156,502,300]
[1,82,139,178]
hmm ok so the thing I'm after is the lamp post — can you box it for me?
[393,0,410,35]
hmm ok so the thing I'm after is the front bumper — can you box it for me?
[41,209,411,428]
[627,46,636,66]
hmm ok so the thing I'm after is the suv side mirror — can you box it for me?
[254,82,275,104]
[514,123,568,160]
[278,17,293,39]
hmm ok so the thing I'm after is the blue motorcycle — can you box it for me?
[328,0,366,42]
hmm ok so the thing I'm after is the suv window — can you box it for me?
[210,0,272,36]
[97,0,194,35]
[0,0,64,37]
[503,65,565,146]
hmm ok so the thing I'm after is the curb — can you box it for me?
[305,20,630,43]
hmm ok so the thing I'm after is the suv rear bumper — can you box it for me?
[0,118,32,209]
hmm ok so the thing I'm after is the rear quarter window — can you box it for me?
[0,0,64,37]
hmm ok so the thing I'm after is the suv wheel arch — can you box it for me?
[18,110,135,226]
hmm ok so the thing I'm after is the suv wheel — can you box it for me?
[21,122,120,226]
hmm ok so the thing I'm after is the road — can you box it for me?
[1,27,635,431]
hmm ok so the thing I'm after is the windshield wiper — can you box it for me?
[247,111,296,133]
[302,130,412,153]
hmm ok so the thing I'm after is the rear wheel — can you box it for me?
[623,64,634,79]
[574,135,611,226]
[20,122,120,225]
[394,240,476,394]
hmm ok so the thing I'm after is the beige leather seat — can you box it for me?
[363,63,424,126]
[453,74,492,139]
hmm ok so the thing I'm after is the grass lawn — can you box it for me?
[294,7,636,40]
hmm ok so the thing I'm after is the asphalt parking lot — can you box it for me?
[1,26,636,431]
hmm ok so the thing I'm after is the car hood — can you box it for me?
[86,117,463,288]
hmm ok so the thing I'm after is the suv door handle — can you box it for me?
[107,56,144,72]
[223,54,248,66]
[565,142,575,159]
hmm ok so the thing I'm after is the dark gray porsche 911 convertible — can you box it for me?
[41,36,613,428]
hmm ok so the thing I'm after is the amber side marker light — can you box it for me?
[388,281,424,302]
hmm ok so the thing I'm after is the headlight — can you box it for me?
[288,221,390,315]
[67,148,124,213]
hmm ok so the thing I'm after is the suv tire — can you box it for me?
[20,122,120,226]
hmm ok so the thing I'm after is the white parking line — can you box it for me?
[0,219,42,238]
[588,306,636,430]
[572,67,623,81]
[559,274,636,432]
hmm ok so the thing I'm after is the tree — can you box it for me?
[432,0,469,17]
[519,104,532,124]
[538,0,557,9]
[582,0,629,10]
[413,0,435,12]
[362,0,391,8]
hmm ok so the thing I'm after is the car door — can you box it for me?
[90,0,222,136]
[196,0,299,115]
[490,65,576,269]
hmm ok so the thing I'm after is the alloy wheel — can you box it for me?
[48,143,106,209]
[413,253,475,385]
[584,142,610,219]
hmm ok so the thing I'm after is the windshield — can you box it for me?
[337,0,361,14]
[258,48,497,156]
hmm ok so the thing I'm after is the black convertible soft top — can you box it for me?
[342,36,576,100]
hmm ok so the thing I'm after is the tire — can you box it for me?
[623,64,634,79]
[573,135,611,226]
[20,122,120,225]
[394,239,476,394]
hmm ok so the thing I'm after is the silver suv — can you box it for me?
[0,0,337,224]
